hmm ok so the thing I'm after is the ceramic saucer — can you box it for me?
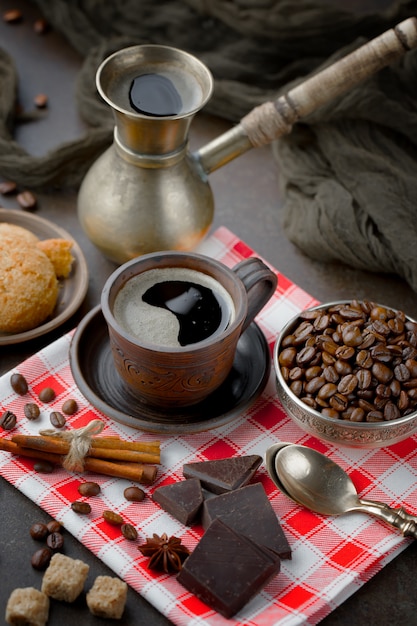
[0,209,88,345]
[69,305,271,434]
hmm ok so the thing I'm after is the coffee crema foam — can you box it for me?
[113,267,235,348]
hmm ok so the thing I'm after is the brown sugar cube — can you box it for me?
[5,587,49,626]
[86,576,128,619]
[41,553,89,602]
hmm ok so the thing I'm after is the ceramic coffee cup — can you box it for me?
[101,251,277,409]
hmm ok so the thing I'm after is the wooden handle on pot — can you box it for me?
[241,17,417,147]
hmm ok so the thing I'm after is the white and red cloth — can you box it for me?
[1,226,417,625]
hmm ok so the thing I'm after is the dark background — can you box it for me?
[1,0,417,624]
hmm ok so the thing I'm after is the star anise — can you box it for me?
[138,533,190,573]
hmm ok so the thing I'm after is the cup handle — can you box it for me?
[233,257,277,333]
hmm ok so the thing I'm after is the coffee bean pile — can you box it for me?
[30,520,64,570]
[278,301,417,423]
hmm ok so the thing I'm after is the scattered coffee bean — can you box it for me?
[0,410,17,431]
[124,486,145,502]
[78,482,100,497]
[33,18,49,34]
[121,523,138,541]
[34,460,54,474]
[50,411,66,428]
[34,93,48,108]
[278,300,417,422]
[10,372,28,395]
[3,9,22,23]
[17,190,37,211]
[46,520,62,534]
[102,510,124,526]
[38,387,56,402]
[0,180,17,195]
[29,522,49,541]
[46,531,64,551]
[24,402,41,420]
[71,501,92,515]
[61,399,78,415]
[31,547,53,571]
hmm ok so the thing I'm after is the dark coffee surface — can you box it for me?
[129,73,183,116]
[142,280,228,345]
[2,2,417,625]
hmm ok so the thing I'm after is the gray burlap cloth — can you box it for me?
[1,0,417,288]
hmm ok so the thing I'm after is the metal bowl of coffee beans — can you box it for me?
[273,300,417,448]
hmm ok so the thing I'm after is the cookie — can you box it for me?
[0,244,58,333]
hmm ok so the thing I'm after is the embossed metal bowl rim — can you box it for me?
[273,300,417,448]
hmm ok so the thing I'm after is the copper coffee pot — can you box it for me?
[77,18,417,264]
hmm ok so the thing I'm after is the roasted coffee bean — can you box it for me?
[296,345,317,365]
[278,347,297,368]
[372,362,393,384]
[288,366,303,381]
[38,387,56,402]
[24,402,40,420]
[0,180,17,195]
[329,393,348,412]
[50,411,66,428]
[356,350,373,369]
[10,372,28,395]
[334,359,352,376]
[3,9,22,23]
[322,365,338,383]
[317,382,337,400]
[17,190,37,211]
[46,532,64,551]
[102,510,124,526]
[71,501,92,515]
[46,520,62,534]
[394,363,411,382]
[124,486,145,502]
[31,547,53,570]
[34,460,54,473]
[78,481,101,497]
[356,368,372,390]
[62,399,78,415]
[34,18,49,34]
[305,377,326,395]
[337,375,358,395]
[384,401,401,421]
[121,523,138,541]
[30,522,49,541]
[34,93,48,108]
[0,410,16,430]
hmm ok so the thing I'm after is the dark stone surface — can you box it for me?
[1,1,417,624]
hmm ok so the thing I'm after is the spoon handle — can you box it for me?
[359,498,417,539]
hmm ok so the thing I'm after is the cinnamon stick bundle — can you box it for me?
[12,434,160,464]
[0,438,158,484]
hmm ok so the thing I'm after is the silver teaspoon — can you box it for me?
[274,444,417,539]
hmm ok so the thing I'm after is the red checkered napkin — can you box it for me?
[1,226,417,626]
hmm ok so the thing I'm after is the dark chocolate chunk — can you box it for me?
[182,454,262,494]
[201,482,292,559]
[177,518,280,618]
[152,478,203,525]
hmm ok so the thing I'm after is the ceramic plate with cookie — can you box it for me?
[0,209,88,345]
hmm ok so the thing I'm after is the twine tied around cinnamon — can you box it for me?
[40,419,105,473]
